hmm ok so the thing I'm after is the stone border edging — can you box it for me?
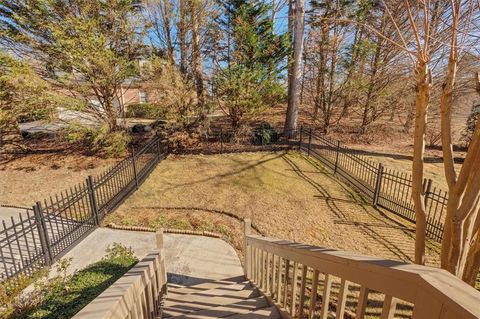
[105,223,223,239]
[129,206,266,236]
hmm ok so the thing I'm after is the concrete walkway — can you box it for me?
[57,228,244,286]
[0,206,31,227]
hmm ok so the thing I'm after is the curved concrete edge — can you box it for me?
[51,227,244,286]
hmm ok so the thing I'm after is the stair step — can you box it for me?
[169,280,250,297]
[225,306,280,319]
[168,276,247,295]
[163,287,260,318]
[166,296,269,319]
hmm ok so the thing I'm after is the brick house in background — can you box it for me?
[110,60,153,116]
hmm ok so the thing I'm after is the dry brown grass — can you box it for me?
[0,153,118,206]
[110,151,440,267]
[107,150,445,318]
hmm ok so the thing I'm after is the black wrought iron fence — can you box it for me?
[208,126,300,147]
[299,126,447,243]
[0,135,167,286]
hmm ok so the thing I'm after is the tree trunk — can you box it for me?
[284,0,305,136]
[179,0,187,75]
[190,0,205,113]
[462,233,480,286]
[411,61,431,265]
[163,0,176,64]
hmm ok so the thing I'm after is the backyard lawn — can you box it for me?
[107,151,440,267]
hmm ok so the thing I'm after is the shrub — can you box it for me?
[168,131,200,150]
[0,269,48,317]
[65,123,131,157]
[252,123,279,145]
[126,103,168,119]
[17,108,51,123]
[9,244,137,319]
[213,66,285,130]
[104,243,135,261]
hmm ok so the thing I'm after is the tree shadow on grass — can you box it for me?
[282,154,416,262]
[158,151,291,192]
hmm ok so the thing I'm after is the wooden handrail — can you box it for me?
[73,230,168,319]
[243,219,480,319]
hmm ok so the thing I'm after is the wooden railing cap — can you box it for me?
[246,234,480,318]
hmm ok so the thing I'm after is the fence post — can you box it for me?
[373,163,384,206]
[33,202,53,266]
[131,149,139,190]
[334,141,341,174]
[307,127,312,156]
[424,178,433,209]
[299,126,303,150]
[156,136,162,160]
[220,127,224,152]
[86,176,100,226]
[243,218,252,279]
[156,229,168,317]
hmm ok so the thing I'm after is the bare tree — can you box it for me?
[377,0,480,283]
[284,0,306,135]
[143,0,177,62]
[179,0,188,75]
[190,0,205,111]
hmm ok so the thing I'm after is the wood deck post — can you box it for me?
[244,219,252,278]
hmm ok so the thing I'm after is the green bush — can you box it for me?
[65,123,131,157]
[252,123,279,145]
[125,103,167,119]
[8,244,137,319]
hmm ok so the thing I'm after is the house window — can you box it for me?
[139,91,148,104]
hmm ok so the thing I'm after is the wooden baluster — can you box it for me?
[266,252,272,295]
[355,286,370,319]
[252,247,256,283]
[272,255,278,297]
[298,265,308,319]
[260,250,265,289]
[277,257,283,303]
[255,248,262,286]
[380,295,397,319]
[335,279,349,319]
[283,259,290,308]
[254,248,259,284]
[291,262,299,316]
[320,274,332,319]
[308,270,319,319]
[248,243,253,280]
[262,250,267,291]
[243,219,251,278]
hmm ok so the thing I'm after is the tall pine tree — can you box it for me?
[214,0,289,130]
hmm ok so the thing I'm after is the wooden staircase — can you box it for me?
[74,227,480,319]
[163,278,281,319]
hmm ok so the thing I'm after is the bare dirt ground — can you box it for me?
[343,144,463,190]
[108,151,440,267]
[0,152,118,206]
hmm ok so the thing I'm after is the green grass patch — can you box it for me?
[7,244,137,319]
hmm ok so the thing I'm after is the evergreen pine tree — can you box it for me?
[214,0,289,130]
